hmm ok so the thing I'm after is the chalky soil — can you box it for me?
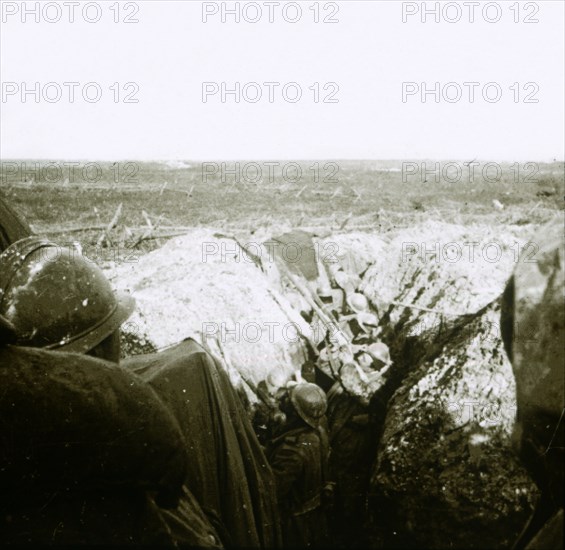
[107,220,539,548]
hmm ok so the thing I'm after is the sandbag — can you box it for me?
[0,345,187,504]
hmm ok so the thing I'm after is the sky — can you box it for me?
[0,0,563,161]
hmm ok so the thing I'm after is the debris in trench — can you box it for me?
[106,220,540,549]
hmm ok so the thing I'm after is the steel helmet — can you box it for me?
[290,383,328,429]
[357,311,380,328]
[347,292,369,312]
[334,270,360,294]
[357,351,373,370]
[267,368,288,392]
[317,282,333,298]
[0,236,135,353]
[367,342,392,366]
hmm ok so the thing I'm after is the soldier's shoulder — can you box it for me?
[284,427,320,447]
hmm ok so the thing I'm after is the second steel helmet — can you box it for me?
[347,292,369,313]
[317,282,334,298]
[366,342,392,366]
[290,383,328,429]
[0,236,135,353]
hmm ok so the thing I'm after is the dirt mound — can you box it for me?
[354,221,534,357]
[349,221,539,547]
[107,221,535,397]
[362,220,530,314]
[106,228,311,396]
[320,231,389,278]
[371,300,538,548]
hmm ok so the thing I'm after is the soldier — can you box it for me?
[326,341,392,548]
[340,292,380,343]
[0,237,212,545]
[0,236,281,548]
[253,370,289,447]
[0,237,225,546]
[267,383,331,548]
[0,236,134,358]
[356,342,393,374]
[500,217,564,549]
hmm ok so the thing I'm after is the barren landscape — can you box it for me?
[1,158,563,547]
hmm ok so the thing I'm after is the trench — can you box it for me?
[116,226,538,549]
[120,288,431,548]
[360,308,488,549]
[314,296,485,548]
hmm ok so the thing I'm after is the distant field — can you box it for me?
[1,159,563,248]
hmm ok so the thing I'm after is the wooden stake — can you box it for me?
[339,212,352,230]
[96,203,122,247]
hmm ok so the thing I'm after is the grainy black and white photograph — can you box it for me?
[0,1,563,548]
